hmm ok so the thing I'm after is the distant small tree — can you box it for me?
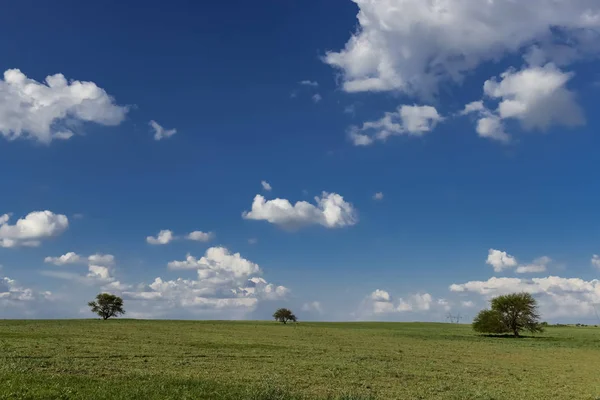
[473,292,543,337]
[273,308,296,324]
[88,293,125,320]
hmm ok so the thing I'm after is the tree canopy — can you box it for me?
[273,308,297,324]
[473,292,543,337]
[88,293,125,320]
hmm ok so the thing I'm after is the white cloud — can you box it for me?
[302,301,323,314]
[186,231,214,242]
[450,275,600,318]
[124,247,288,316]
[248,238,258,245]
[146,230,175,245]
[370,289,391,302]
[149,120,177,141]
[349,105,442,146]
[373,192,384,201]
[0,69,128,143]
[299,80,319,87]
[325,0,600,96]
[461,300,475,308]
[168,247,261,281]
[44,252,83,266]
[243,192,357,230]
[463,64,584,142]
[516,256,552,274]
[365,290,435,314]
[261,180,272,191]
[486,249,551,274]
[87,253,115,266]
[486,249,518,273]
[0,211,69,248]
[592,254,600,269]
[42,253,117,287]
[312,93,322,103]
[0,275,51,305]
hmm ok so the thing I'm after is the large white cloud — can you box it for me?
[242,192,357,229]
[124,247,288,316]
[462,64,584,142]
[0,211,69,248]
[0,69,128,143]
[325,0,600,95]
[168,247,261,282]
[349,105,442,146]
[450,276,600,318]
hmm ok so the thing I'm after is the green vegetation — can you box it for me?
[273,308,297,324]
[473,292,543,337]
[1,320,599,399]
[87,293,125,320]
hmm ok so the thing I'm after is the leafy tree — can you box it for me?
[88,293,125,320]
[473,292,543,337]
[273,308,297,324]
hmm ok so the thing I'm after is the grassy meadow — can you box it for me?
[0,320,599,399]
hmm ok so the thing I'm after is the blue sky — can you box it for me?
[1,0,600,322]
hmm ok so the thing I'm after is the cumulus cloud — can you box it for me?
[486,249,518,273]
[0,69,128,143]
[450,275,600,318]
[0,275,52,306]
[124,247,288,316]
[261,181,272,191]
[242,192,357,230]
[87,253,115,266]
[149,120,177,141]
[44,252,83,266]
[462,64,584,142]
[0,211,69,248]
[146,230,175,245]
[312,93,322,103]
[168,247,261,280]
[349,105,442,146]
[365,289,435,315]
[516,256,552,274]
[186,231,214,242]
[486,249,551,274]
[325,0,600,96]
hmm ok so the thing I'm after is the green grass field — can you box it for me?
[1,320,599,399]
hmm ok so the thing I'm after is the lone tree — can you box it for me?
[473,292,543,337]
[88,293,125,320]
[273,308,297,324]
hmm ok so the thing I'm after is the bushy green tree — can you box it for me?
[473,292,543,337]
[273,308,297,324]
[88,293,125,320]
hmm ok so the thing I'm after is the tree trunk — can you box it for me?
[282,320,287,324]
[513,328,519,337]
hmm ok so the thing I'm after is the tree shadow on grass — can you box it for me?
[479,334,547,339]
